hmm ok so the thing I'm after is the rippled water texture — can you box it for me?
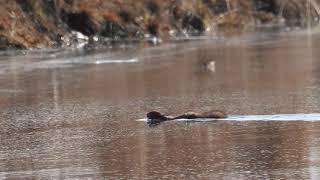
[1,30,320,179]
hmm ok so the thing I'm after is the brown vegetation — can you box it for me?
[0,0,318,49]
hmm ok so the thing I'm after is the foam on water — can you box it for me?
[137,113,320,122]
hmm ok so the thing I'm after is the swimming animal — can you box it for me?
[146,110,227,125]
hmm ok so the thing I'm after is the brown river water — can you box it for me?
[1,29,320,179]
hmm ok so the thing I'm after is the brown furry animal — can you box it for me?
[146,110,227,125]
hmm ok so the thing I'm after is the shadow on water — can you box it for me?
[1,29,320,178]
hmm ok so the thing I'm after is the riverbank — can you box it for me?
[1,0,318,50]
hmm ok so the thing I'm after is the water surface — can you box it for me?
[1,30,320,179]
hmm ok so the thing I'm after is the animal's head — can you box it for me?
[146,111,166,119]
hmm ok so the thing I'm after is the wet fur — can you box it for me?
[146,110,227,125]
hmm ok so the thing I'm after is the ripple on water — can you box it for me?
[138,113,320,123]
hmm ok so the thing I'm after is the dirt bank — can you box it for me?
[0,0,318,50]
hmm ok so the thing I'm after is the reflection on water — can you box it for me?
[1,30,320,179]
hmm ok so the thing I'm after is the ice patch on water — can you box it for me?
[0,57,139,74]
[35,58,139,66]
[137,113,320,122]
[94,58,138,64]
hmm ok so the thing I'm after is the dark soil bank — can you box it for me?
[0,0,318,49]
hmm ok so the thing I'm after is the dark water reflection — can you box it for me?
[1,30,320,179]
